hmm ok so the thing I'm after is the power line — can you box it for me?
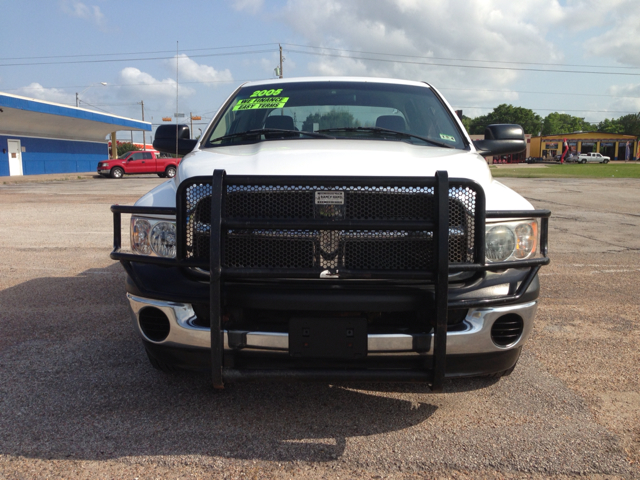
[7,80,640,100]
[0,49,275,67]
[0,43,279,61]
[283,43,640,71]
[77,99,112,113]
[3,79,243,92]
[286,48,640,76]
[4,41,638,72]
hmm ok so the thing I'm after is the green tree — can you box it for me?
[541,112,595,135]
[117,142,138,156]
[616,113,640,136]
[460,115,473,133]
[301,110,360,131]
[596,117,624,134]
[468,104,543,135]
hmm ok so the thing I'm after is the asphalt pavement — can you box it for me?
[0,175,638,479]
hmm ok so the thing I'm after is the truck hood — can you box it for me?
[136,140,533,211]
[180,139,489,181]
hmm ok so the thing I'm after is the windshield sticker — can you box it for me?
[250,89,283,97]
[439,133,456,142]
[233,96,289,111]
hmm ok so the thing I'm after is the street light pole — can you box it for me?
[141,100,146,151]
[75,82,107,108]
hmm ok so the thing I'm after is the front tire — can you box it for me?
[581,159,587,164]
[110,167,124,178]
[165,166,176,178]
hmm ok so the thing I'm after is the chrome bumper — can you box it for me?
[127,293,537,356]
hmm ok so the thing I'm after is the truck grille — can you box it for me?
[180,178,480,272]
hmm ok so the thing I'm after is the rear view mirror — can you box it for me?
[472,124,526,157]
[153,124,197,156]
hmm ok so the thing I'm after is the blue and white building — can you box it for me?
[0,92,151,177]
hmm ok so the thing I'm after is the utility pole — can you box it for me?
[190,112,193,139]
[279,44,284,78]
[76,93,79,107]
[141,100,146,151]
[176,41,179,159]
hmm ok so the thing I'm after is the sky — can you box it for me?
[2,0,640,142]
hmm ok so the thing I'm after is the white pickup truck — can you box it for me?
[110,77,550,392]
[577,152,610,164]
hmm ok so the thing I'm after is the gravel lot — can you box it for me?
[0,174,638,479]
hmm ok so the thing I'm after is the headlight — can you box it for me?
[131,217,176,258]
[150,222,177,258]
[101,162,109,167]
[485,220,538,263]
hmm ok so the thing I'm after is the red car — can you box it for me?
[97,151,181,179]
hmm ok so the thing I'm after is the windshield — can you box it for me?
[203,81,466,149]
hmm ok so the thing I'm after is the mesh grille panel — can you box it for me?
[184,182,213,260]
[180,178,479,270]
[225,230,316,269]
[343,231,433,270]
[225,185,436,220]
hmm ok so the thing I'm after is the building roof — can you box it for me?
[0,92,151,143]
[534,131,637,140]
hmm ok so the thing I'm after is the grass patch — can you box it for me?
[492,163,640,178]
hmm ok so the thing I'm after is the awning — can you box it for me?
[0,92,151,143]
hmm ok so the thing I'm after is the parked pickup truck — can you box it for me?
[109,77,550,392]
[576,152,610,164]
[97,150,181,178]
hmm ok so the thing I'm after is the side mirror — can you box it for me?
[472,124,526,157]
[153,124,198,156]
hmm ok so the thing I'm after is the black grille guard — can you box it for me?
[111,170,550,391]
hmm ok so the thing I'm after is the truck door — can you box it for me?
[125,152,147,173]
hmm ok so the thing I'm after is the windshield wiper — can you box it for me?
[210,128,335,144]
[316,127,455,149]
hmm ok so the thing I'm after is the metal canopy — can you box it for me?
[0,92,151,143]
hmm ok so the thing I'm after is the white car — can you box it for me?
[110,77,550,392]
[577,152,610,163]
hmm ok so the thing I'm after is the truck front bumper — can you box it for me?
[127,292,536,378]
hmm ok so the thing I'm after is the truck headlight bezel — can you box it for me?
[485,219,538,263]
[131,216,177,258]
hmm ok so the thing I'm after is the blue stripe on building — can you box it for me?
[1,135,107,176]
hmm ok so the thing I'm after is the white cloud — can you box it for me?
[117,67,195,110]
[168,55,233,85]
[556,0,630,32]
[583,10,640,65]
[232,0,264,14]
[13,83,74,105]
[606,84,640,113]
[59,0,106,28]
[280,0,563,99]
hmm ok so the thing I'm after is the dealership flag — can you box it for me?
[626,141,631,160]
[560,138,569,163]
